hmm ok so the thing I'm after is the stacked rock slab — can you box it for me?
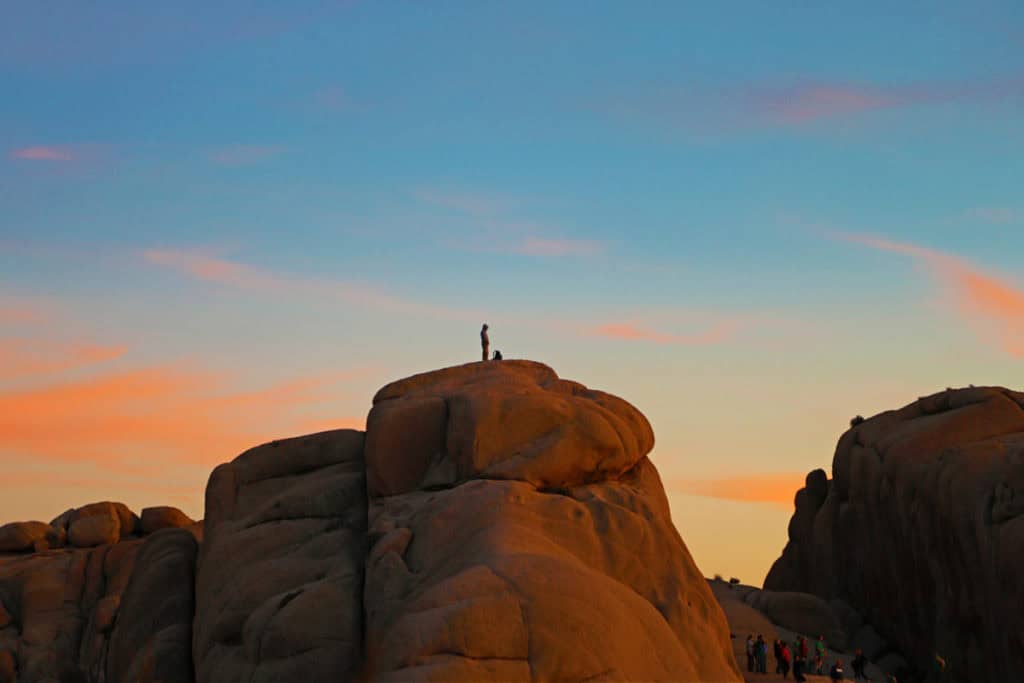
[765,386,1024,681]
[363,360,741,682]
[193,429,367,682]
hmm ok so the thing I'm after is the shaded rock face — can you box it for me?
[0,538,142,681]
[363,361,739,682]
[193,429,367,682]
[766,386,1024,681]
[0,360,740,682]
[0,519,202,682]
[107,529,197,683]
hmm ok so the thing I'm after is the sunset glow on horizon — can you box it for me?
[3,2,1023,585]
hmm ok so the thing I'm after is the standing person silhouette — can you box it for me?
[480,323,490,361]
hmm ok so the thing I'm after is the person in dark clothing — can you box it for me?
[755,635,768,674]
[830,659,845,681]
[852,649,870,680]
[793,653,807,682]
[774,640,783,674]
[492,349,503,360]
[480,323,490,361]
[779,642,792,679]
[745,635,756,673]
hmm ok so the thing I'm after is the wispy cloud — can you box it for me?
[413,186,515,218]
[0,300,373,473]
[966,207,1021,225]
[585,320,744,345]
[0,302,48,325]
[754,83,901,125]
[835,231,1024,357]
[207,144,286,166]
[0,339,126,380]
[10,146,75,161]
[513,237,604,257]
[594,73,1024,133]
[0,362,368,467]
[458,235,606,257]
[413,186,606,257]
[143,247,478,320]
[669,473,805,509]
[312,85,356,112]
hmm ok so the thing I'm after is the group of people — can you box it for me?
[744,634,872,681]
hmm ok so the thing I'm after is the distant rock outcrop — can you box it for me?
[766,386,1024,681]
[0,360,741,682]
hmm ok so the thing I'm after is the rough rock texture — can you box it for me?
[363,361,740,682]
[193,429,367,682]
[765,386,1024,681]
[139,506,194,534]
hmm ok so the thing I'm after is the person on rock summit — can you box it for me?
[480,323,490,361]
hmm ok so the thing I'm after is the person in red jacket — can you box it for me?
[779,642,792,679]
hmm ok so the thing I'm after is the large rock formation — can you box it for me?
[0,360,741,682]
[193,429,367,681]
[766,386,1024,681]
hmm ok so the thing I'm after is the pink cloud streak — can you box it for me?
[757,84,900,124]
[10,146,75,161]
[836,231,1024,357]
[513,237,604,257]
[143,247,479,321]
[0,340,127,380]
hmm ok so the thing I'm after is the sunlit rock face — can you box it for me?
[766,386,1024,682]
[361,360,741,682]
[1,360,741,683]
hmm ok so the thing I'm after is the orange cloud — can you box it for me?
[10,146,75,161]
[0,339,126,379]
[670,473,806,509]
[587,321,742,345]
[0,363,367,468]
[837,232,1024,357]
[142,247,478,321]
[0,307,44,325]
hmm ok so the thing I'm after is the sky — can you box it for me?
[2,1,1023,585]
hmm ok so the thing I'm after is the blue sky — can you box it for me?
[2,1,1023,583]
